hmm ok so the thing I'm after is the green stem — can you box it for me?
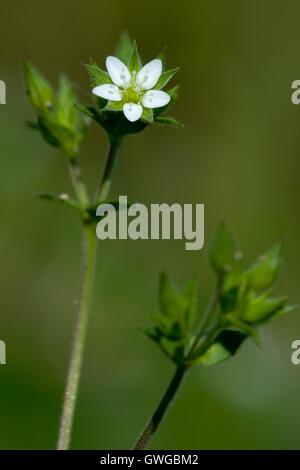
[133,366,188,450]
[57,223,97,450]
[187,321,222,362]
[97,138,121,203]
[133,281,223,450]
[188,279,223,358]
[68,154,89,205]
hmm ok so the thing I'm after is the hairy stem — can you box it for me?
[133,366,188,450]
[97,138,121,203]
[57,223,97,450]
[68,154,89,205]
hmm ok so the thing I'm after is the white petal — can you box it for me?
[141,90,170,109]
[92,84,122,101]
[106,56,131,87]
[123,103,143,122]
[136,59,162,90]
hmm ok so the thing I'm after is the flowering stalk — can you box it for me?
[57,222,97,450]
[136,225,294,449]
[134,365,188,450]
[97,138,121,203]
[23,33,181,450]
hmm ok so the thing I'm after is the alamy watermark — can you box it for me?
[291,340,300,364]
[0,80,6,104]
[0,340,6,364]
[96,196,204,251]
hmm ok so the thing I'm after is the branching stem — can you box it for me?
[133,279,223,450]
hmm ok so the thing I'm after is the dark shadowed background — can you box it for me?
[1,0,300,449]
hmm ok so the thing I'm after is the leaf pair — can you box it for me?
[38,192,136,223]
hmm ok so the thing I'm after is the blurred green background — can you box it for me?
[1,0,300,450]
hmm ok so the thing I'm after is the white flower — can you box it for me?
[92,56,171,122]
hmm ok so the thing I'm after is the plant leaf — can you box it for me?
[87,199,138,222]
[37,192,83,212]
[194,330,247,366]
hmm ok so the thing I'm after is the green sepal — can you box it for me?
[55,76,78,130]
[141,273,198,364]
[160,337,185,365]
[153,67,179,90]
[158,272,197,332]
[245,241,284,293]
[128,40,142,73]
[23,60,54,114]
[114,31,133,64]
[220,285,240,313]
[156,46,167,64]
[75,104,104,126]
[154,115,183,127]
[139,325,185,364]
[103,101,124,112]
[85,63,112,86]
[38,115,78,157]
[24,63,88,156]
[141,108,153,123]
[159,273,182,319]
[241,292,289,324]
[76,104,147,138]
[154,85,179,119]
[209,223,237,277]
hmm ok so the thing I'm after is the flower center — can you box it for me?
[124,85,140,103]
